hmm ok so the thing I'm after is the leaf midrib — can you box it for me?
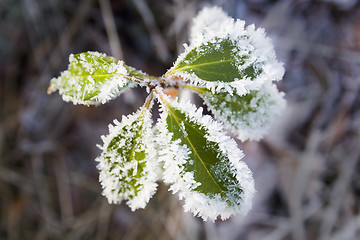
[128,119,144,180]
[166,103,226,198]
[168,58,236,76]
[76,72,124,79]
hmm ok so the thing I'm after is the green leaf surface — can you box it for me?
[191,83,286,141]
[48,51,145,105]
[166,37,260,83]
[96,106,159,210]
[166,106,242,202]
[165,12,285,96]
[156,90,254,220]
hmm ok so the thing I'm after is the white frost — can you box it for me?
[49,51,135,106]
[154,88,255,221]
[95,105,160,210]
[165,6,284,96]
[202,83,286,142]
[189,6,232,45]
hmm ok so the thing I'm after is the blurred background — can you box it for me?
[1,0,360,239]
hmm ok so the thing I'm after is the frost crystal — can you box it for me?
[47,5,288,222]
[155,88,255,221]
[96,106,160,210]
[48,51,135,106]
[165,6,284,96]
[189,6,232,44]
[198,83,286,141]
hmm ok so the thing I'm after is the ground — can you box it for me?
[1,0,359,239]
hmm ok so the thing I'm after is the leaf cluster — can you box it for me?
[48,6,285,221]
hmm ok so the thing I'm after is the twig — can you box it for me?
[98,0,124,60]
[95,200,112,240]
[329,216,360,240]
[319,147,359,240]
[132,0,170,62]
[54,155,74,222]
[31,155,61,238]
[288,131,322,240]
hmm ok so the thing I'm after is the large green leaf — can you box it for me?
[191,83,286,141]
[166,37,258,83]
[48,51,150,105]
[155,89,255,221]
[165,10,284,95]
[96,106,159,210]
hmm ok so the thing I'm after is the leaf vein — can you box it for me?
[166,103,226,198]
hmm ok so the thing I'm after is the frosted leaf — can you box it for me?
[165,6,284,96]
[95,105,160,210]
[189,6,232,44]
[193,83,286,141]
[48,51,142,105]
[154,88,255,221]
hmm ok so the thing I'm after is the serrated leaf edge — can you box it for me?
[49,51,138,106]
[96,105,160,210]
[165,12,284,96]
[189,6,232,45]
[192,82,286,141]
[154,88,255,221]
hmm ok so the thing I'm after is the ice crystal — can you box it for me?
[96,105,160,210]
[165,6,284,96]
[48,5,287,222]
[189,6,232,45]
[198,83,286,141]
[48,51,135,105]
[154,88,255,221]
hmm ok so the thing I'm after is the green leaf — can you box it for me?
[166,37,259,82]
[165,14,284,96]
[155,89,255,221]
[96,105,160,210]
[190,83,286,141]
[48,51,148,105]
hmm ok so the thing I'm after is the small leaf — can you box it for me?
[155,88,255,221]
[96,103,160,210]
[165,8,284,95]
[48,51,146,105]
[192,83,286,141]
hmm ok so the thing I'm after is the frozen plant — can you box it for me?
[48,6,285,221]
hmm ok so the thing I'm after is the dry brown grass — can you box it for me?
[1,0,359,239]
